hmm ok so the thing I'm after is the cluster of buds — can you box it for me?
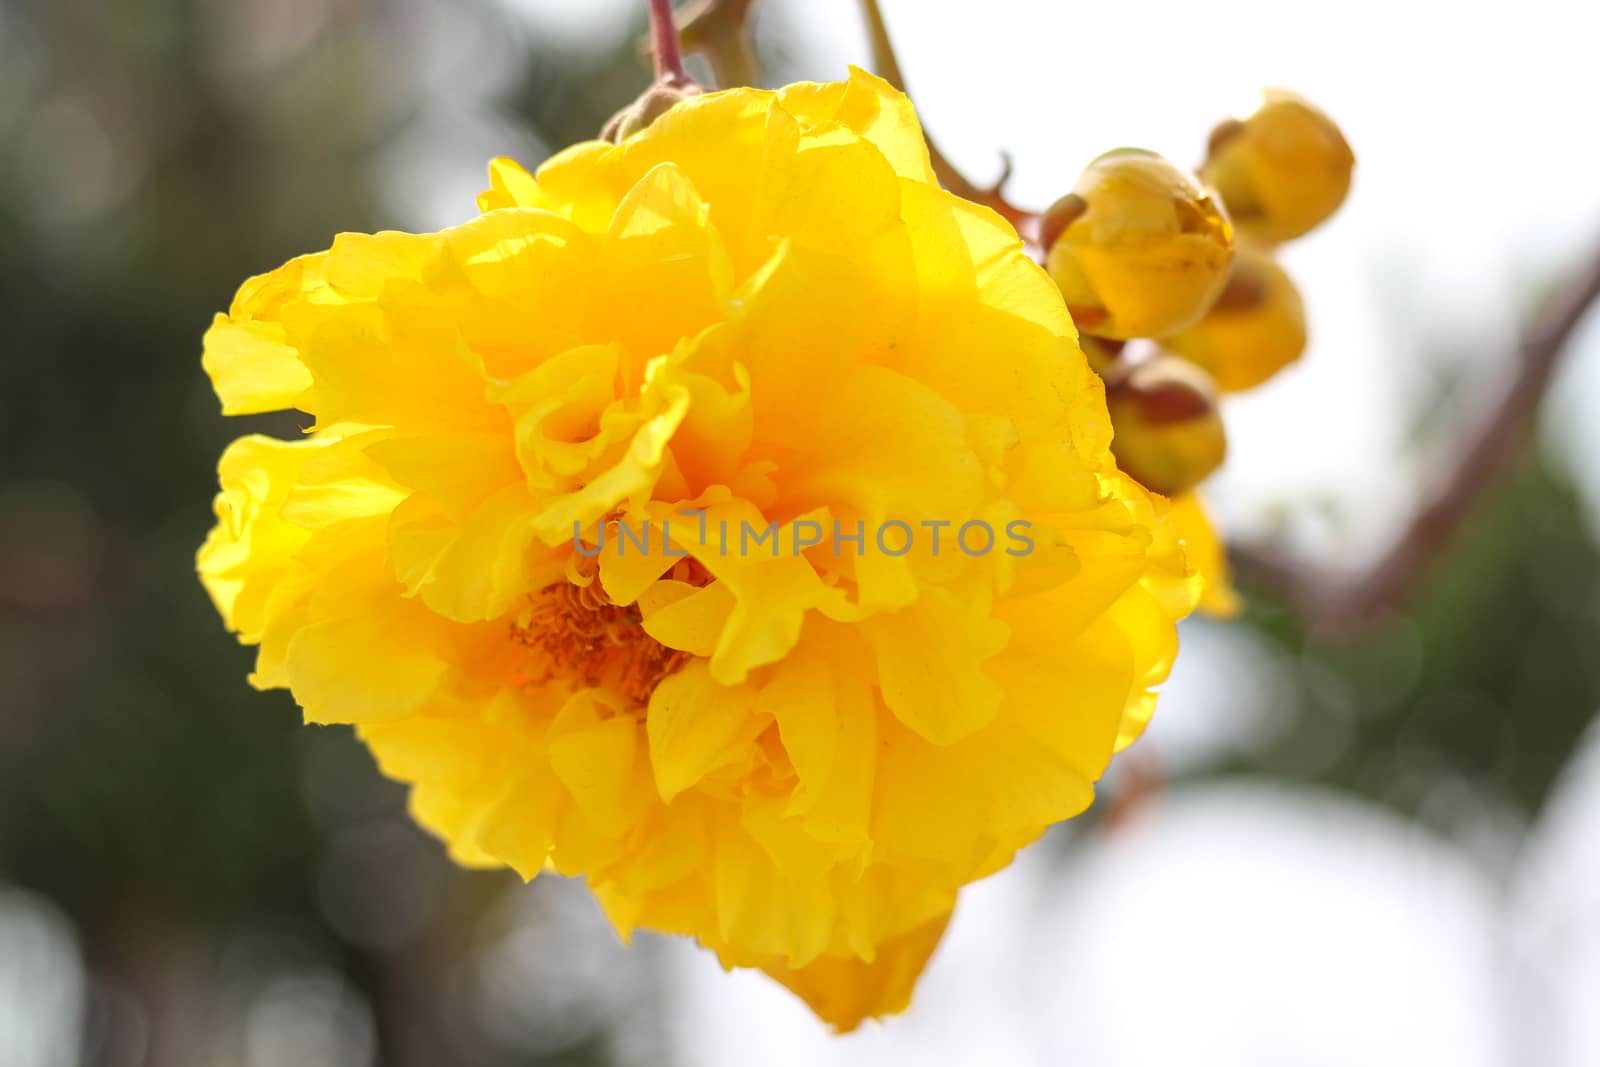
[1038,93,1353,496]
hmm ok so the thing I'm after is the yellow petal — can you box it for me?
[865,589,1009,745]
[478,155,546,212]
[602,162,734,360]
[763,363,985,528]
[388,484,561,623]
[475,767,567,880]
[198,434,334,637]
[712,821,832,966]
[550,716,651,838]
[285,606,449,724]
[201,316,313,415]
[646,660,764,801]
[761,911,952,1033]
[201,252,328,414]
[757,639,837,813]
[640,579,736,656]
[776,67,938,185]
[1169,491,1241,618]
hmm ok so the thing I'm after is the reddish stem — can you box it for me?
[647,0,694,87]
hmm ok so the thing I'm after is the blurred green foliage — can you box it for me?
[1236,458,1600,826]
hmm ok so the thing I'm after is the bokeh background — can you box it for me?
[4,0,1600,1063]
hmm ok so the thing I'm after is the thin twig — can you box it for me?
[646,0,695,88]
[678,0,759,88]
[1233,237,1600,634]
[856,0,1033,229]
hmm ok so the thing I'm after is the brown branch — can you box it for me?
[856,0,1033,229]
[1233,237,1600,634]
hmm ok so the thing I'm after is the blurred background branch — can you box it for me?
[1234,237,1600,634]
[678,0,760,88]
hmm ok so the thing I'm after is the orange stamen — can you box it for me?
[510,555,707,705]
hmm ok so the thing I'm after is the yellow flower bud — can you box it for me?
[1106,356,1227,496]
[1165,242,1306,392]
[1201,90,1354,243]
[1043,148,1234,341]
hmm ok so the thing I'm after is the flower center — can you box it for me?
[510,558,701,705]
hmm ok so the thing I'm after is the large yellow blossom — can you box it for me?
[198,68,1200,1029]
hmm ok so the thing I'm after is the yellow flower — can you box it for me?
[198,68,1199,1030]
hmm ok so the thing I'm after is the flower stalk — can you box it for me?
[605,0,703,141]
[646,0,696,89]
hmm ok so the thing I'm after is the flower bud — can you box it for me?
[1165,242,1306,391]
[1043,149,1234,342]
[1106,355,1227,496]
[602,82,703,143]
[1201,90,1353,243]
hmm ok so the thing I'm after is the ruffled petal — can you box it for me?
[646,660,764,801]
[760,911,952,1033]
